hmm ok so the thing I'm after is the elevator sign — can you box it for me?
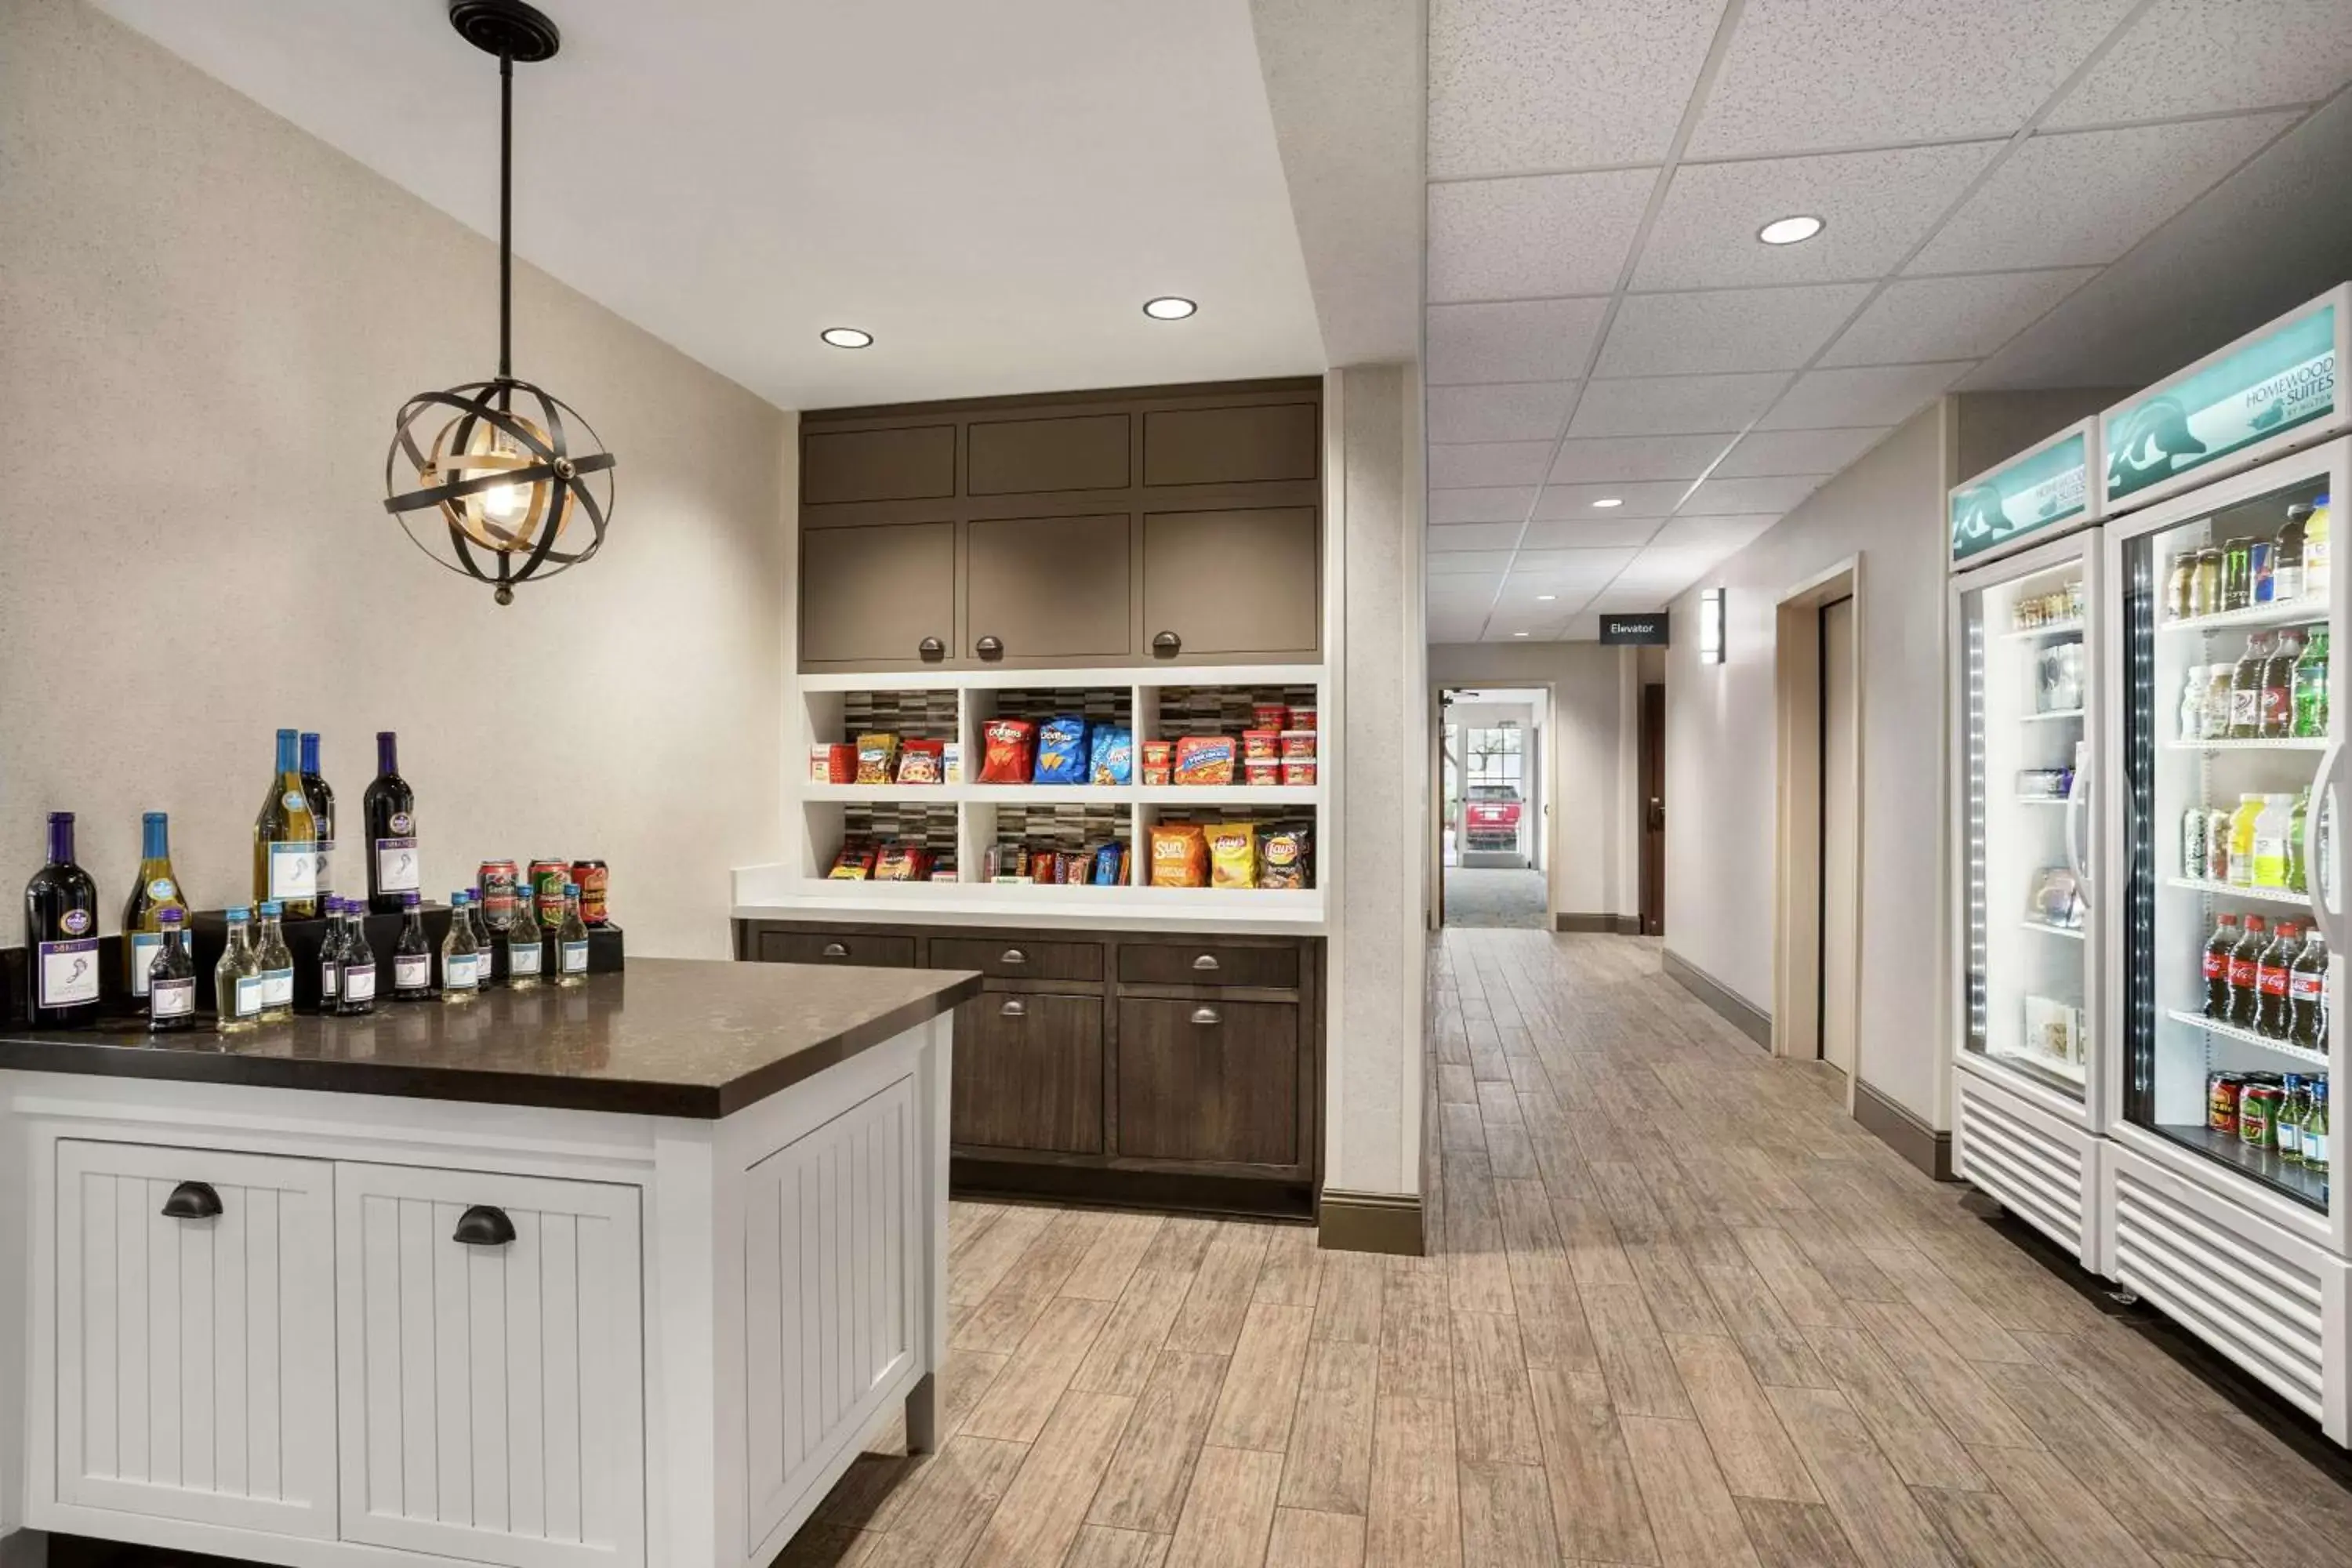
[1599,614,1669,645]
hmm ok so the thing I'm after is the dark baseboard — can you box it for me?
[1317,1189,1425,1255]
[1661,946,1772,1048]
[1853,1080,1956,1181]
[1555,913,1642,935]
[951,1159,1314,1221]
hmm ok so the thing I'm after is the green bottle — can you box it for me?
[2305,1084,2329,1179]
[2290,789,2310,893]
[2293,627,2330,737]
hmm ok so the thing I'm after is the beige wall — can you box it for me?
[0,0,789,967]
[1429,642,1639,924]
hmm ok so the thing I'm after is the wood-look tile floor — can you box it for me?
[779,930,2352,1566]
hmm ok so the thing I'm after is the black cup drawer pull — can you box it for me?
[918,636,946,660]
[1191,953,1221,972]
[1000,998,1028,1018]
[1152,630,1181,656]
[161,1181,223,1221]
[1000,947,1029,965]
[976,635,1004,659]
[1192,1006,1222,1026]
[822,942,850,958]
[452,1205,518,1247]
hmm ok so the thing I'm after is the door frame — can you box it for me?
[1773,556,1864,1109]
[1429,683,1556,930]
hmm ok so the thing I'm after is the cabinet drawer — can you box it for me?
[1116,1000,1299,1167]
[931,935,1102,982]
[1119,942,1298,989]
[54,1141,339,1537]
[336,1163,645,1568]
[953,993,1105,1154]
[758,929,916,968]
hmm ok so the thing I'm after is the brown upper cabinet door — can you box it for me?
[801,521,956,666]
[967,514,1132,662]
[1142,507,1319,659]
[1142,404,1318,487]
[968,414,1131,495]
[802,425,957,505]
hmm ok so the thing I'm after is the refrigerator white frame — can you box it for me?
[1948,528,2111,1133]
[2098,434,2350,1257]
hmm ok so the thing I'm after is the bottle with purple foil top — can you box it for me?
[24,811,100,1029]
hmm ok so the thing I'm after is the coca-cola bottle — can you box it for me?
[2256,921,2301,1037]
[2289,928,2329,1048]
[2204,913,2241,1017]
[2228,915,2269,1028]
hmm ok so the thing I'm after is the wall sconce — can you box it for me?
[1699,587,1725,664]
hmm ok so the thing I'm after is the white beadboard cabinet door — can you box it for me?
[54,1139,339,1537]
[334,1163,645,1568]
[742,1074,918,1549]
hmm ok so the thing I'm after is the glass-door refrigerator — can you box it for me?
[2106,435,2347,1438]
[1949,423,2110,1272]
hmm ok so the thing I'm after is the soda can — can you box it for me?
[572,860,609,927]
[477,860,521,929]
[530,859,568,928]
[2208,1072,2243,1135]
[2183,810,2208,882]
[2240,1083,2282,1149]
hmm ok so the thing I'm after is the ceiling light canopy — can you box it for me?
[820,327,873,349]
[1756,214,1825,246]
[383,0,613,607]
[1142,296,1198,321]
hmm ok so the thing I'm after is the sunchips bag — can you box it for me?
[1149,824,1209,887]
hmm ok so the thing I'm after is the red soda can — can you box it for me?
[572,860,609,927]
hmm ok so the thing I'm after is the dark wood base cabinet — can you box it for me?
[735,919,1321,1217]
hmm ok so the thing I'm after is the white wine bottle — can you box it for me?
[555,881,590,986]
[254,728,319,917]
[216,906,264,1034]
[121,810,191,1010]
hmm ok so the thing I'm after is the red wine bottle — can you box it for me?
[365,730,419,915]
[24,811,100,1029]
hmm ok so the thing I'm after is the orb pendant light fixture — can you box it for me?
[383,0,614,606]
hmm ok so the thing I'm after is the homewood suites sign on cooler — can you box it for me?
[1950,423,2092,566]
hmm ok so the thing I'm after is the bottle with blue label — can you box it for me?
[555,881,590,986]
[506,891,545,989]
[441,891,481,1002]
[216,906,264,1034]
[254,901,296,1024]
[254,728,320,918]
[147,909,198,1033]
[24,811,100,1029]
[121,811,191,1010]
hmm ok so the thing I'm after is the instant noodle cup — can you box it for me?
[1253,702,1289,732]
[1279,730,1317,761]
[1242,729,1281,762]
[1142,739,1175,785]
[1280,760,1316,786]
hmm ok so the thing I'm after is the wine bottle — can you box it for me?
[506,891,545,989]
[335,900,379,1016]
[216,906,264,1034]
[365,731,419,915]
[467,895,500,990]
[147,909,198,1033]
[254,728,320,918]
[121,810,191,1010]
[24,811,100,1029]
[314,897,344,1013]
[255,901,295,1023]
[300,731,336,906]
[555,881,590,986]
[441,891,481,1002]
[393,891,433,1000]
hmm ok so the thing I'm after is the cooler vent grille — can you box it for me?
[1955,1076,2085,1254]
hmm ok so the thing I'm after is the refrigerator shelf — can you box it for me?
[2162,736,2329,752]
[2163,875,2313,907]
[2151,1123,2329,1210]
[2162,1007,2329,1068]
[2022,708,2085,723]
[2000,619,2085,641]
[2013,795,2072,806]
[1986,1044,2088,1084]
[2023,920,2085,941]
[2159,597,2332,636]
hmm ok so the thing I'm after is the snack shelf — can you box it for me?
[2162,1007,2330,1068]
[802,783,1323,806]
[2162,736,2329,752]
[2163,875,2312,906]
[2158,596,2331,636]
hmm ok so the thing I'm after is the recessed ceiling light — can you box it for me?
[1537,593,1558,601]
[1512,631,1530,637]
[1592,497,1624,509]
[1142,296,1198,321]
[1757,214,1825,246]
[820,327,873,349]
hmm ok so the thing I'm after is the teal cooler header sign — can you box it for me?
[1951,429,2088,564]
[2106,303,2338,503]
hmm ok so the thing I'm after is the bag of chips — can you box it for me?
[1149,824,1209,887]
[1093,840,1127,885]
[875,843,930,881]
[855,733,898,785]
[897,739,944,785]
[1036,716,1089,784]
[1207,823,1258,889]
[1260,828,1311,889]
[828,842,877,880]
[1089,726,1134,786]
[979,718,1036,783]
[1173,735,1237,786]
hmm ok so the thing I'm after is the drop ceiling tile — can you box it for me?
[1549,433,1733,482]
[1711,426,1890,476]
[1428,550,1517,576]
[1429,441,1557,489]
[1634,143,2002,289]
[1595,284,1871,377]
[1679,474,1825,514]
[1428,299,1612,385]
[1428,169,1654,303]
[1513,546,1641,579]
[1756,362,1971,430]
[1687,0,2136,157]
[1523,517,1668,549]
[1821,268,2101,366]
[1650,514,1783,553]
[1907,113,2301,274]
[1430,486,1537,524]
[1568,372,1790,437]
[1424,521,1526,551]
[1428,381,1578,444]
[1531,480,1691,519]
[1428,0,1730,176]
[2047,0,2352,129]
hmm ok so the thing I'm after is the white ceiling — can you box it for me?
[1425,0,2352,644]
[93,0,1329,408]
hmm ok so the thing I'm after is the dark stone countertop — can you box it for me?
[0,959,981,1119]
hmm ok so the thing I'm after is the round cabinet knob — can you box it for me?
[822,942,849,958]
[1000,998,1028,1018]
[918,637,946,661]
[161,1181,223,1221]
[1000,948,1028,965]
[976,635,1004,659]
[1191,953,1221,972]
[452,1205,517,1247]
[1152,631,1181,657]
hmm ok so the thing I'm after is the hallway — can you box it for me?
[783,931,2352,1566]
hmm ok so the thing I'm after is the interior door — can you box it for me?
[1821,597,1860,1073]
[1640,682,1666,936]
